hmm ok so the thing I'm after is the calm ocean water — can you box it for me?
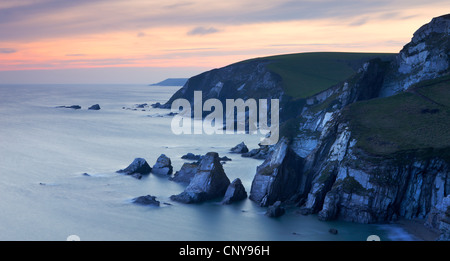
[0,84,416,241]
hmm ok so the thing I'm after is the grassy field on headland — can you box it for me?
[345,74,450,159]
[261,52,395,98]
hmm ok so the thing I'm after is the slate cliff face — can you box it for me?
[162,59,285,109]
[248,14,450,240]
[380,14,450,97]
[160,14,450,239]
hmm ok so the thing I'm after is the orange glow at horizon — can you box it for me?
[0,4,448,72]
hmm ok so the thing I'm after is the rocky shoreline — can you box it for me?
[147,14,450,241]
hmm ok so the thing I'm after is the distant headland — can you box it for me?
[149,78,188,86]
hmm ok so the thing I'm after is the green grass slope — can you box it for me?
[345,74,450,160]
[261,52,395,99]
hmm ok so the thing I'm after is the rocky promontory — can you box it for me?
[155,14,450,240]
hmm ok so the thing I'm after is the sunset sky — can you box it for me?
[0,0,449,84]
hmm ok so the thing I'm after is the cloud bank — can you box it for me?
[0,0,447,41]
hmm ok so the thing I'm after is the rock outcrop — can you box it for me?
[221,178,247,204]
[132,195,160,206]
[426,195,450,240]
[265,201,285,217]
[88,104,101,110]
[170,152,230,203]
[380,14,450,97]
[56,105,81,109]
[242,144,272,159]
[230,142,249,154]
[160,59,285,110]
[249,137,304,207]
[181,153,203,161]
[181,153,232,163]
[152,154,173,175]
[116,158,152,179]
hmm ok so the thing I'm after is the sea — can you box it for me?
[0,84,417,241]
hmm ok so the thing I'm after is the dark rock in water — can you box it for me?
[136,103,147,108]
[151,102,162,108]
[152,154,173,175]
[220,156,232,162]
[132,195,160,206]
[170,162,199,184]
[230,142,249,154]
[328,228,338,235]
[170,191,207,204]
[241,148,259,158]
[88,104,101,110]
[265,201,285,217]
[241,144,272,160]
[170,152,230,203]
[221,178,247,204]
[181,153,203,161]
[56,105,81,109]
[82,173,91,177]
[116,158,152,178]
[181,153,231,163]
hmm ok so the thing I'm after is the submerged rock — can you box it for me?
[151,102,162,108]
[132,195,160,206]
[181,153,231,163]
[220,156,232,162]
[88,104,101,110]
[56,105,81,109]
[152,154,173,175]
[221,178,247,204]
[170,152,230,203]
[328,228,338,235]
[230,142,249,154]
[136,103,148,108]
[181,153,202,161]
[116,158,152,179]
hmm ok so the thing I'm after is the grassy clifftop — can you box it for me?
[260,52,395,99]
[345,74,450,160]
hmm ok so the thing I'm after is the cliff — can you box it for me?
[249,14,450,240]
[160,14,450,240]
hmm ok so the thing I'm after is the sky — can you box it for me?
[0,0,449,84]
